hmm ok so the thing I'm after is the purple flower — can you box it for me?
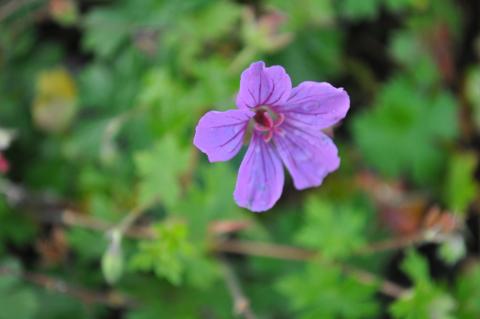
[194,61,349,212]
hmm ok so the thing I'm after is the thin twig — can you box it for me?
[218,257,257,319]
[214,239,314,261]
[356,232,428,255]
[62,209,154,239]
[213,239,407,298]
[340,264,406,298]
[0,266,135,307]
[0,179,420,298]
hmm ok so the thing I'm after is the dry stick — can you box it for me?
[62,209,154,239]
[340,264,406,298]
[213,240,408,298]
[0,266,135,308]
[356,232,428,255]
[219,257,257,319]
[1,181,414,298]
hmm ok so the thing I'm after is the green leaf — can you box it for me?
[0,260,38,319]
[352,77,457,186]
[278,262,379,319]
[338,0,382,20]
[444,153,478,215]
[82,9,131,59]
[454,264,480,319]
[465,66,480,131]
[0,197,37,251]
[438,234,466,265]
[390,250,456,319]
[135,135,190,208]
[129,221,193,285]
[176,163,244,239]
[295,197,366,259]
[267,0,335,30]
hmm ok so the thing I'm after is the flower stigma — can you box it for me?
[252,106,284,142]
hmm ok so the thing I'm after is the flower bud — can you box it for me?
[102,231,124,285]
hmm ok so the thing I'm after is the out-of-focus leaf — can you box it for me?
[390,250,456,319]
[78,64,114,108]
[0,197,37,251]
[338,0,381,20]
[390,31,441,86]
[49,0,79,26]
[278,262,378,319]
[295,197,366,259]
[454,264,480,319]
[465,66,480,131]
[0,260,38,319]
[272,28,344,81]
[267,0,335,30]
[242,7,292,53]
[438,234,466,265]
[135,135,190,208]
[32,67,77,133]
[82,8,131,58]
[444,153,478,215]
[352,77,457,186]
[66,228,107,262]
[176,163,244,239]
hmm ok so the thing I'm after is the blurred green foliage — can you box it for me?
[0,0,479,318]
[390,250,456,319]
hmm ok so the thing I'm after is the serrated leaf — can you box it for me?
[129,221,193,285]
[135,135,190,208]
[352,77,457,186]
[176,163,243,239]
[278,262,378,319]
[295,197,366,259]
[390,250,456,319]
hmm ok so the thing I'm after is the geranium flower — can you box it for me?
[194,61,349,212]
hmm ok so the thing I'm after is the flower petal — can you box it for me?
[234,132,284,212]
[194,109,254,162]
[277,81,349,129]
[274,123,340,190]
[236,61,292,109]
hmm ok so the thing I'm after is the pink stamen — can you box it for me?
[254,110,274,129]
[274,113,285,127]
[253,108,285,142]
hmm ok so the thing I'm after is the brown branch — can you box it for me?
[1,180,415,298]
[213,239,315,261]
[340,264,407,298]
[355,232,428,255]
[213,239,407,298]
[0,266,135,308]
[219,257,257,319]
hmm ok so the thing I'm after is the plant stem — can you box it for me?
[219,257,257,319]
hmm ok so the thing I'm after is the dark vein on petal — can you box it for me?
[247,88,256,105]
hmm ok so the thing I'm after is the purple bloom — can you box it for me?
[194,61,349,212]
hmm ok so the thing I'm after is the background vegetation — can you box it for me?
[1,0,480,318]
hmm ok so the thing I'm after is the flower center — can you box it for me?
[253,106,284,142]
